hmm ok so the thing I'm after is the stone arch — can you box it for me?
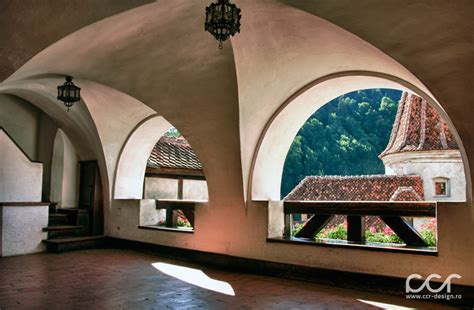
[0,75,155,209]
[113,115,172,199]
[114,115,210,200]
[249,71,472,204]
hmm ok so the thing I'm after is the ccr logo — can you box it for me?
[406,273,461,293]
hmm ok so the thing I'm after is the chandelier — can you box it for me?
[205,0,241,49]
[57,76,81,111]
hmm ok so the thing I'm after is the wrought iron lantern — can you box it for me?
[205,0,241,49]
[57,76,81,111]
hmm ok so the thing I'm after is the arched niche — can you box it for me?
[114,116,210,201]
[249,72,472,204]
[50,128,79,208]
[114,115,173,199]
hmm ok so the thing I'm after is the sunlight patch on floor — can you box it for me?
[358,299,414,309]
[152,262,235,296]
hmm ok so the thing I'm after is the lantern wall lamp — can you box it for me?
[205,0,241,49]
[57,76,81,111]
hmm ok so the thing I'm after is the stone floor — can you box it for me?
[0,248,456,309]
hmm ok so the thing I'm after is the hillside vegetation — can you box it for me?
[281,89,402,198]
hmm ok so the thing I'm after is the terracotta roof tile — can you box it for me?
[288,175,425,231]
[147,136,202,170]
[380,92,458,157]
[284,175,424,201]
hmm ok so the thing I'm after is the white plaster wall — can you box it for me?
[144,178,209,200]
[109,199,206,249]
[0,129,42,202]
[183,180,208,200]
[1,205,48,256]
[0,94,39,160]
[144,177,178,200]
[114,116,172,199]
[139,199,163,226]
[109,198,474,286]
[383,151,466,201]
[268,201,285,238]
[61,130,78,208]
[50,129,79,208]
[37,112,58,201]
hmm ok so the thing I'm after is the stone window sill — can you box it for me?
[267,236,438,256]
[138,225,194,234]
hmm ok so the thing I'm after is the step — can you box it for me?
[43,235,107,253]
[56,208,81,215]
[43,225,83,232]
[43,225,84,238]
[48,202,58,213]
[48,213,69,225]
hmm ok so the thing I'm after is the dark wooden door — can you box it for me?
[78,161,103,235]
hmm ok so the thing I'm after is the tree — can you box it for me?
[281,88,401,198]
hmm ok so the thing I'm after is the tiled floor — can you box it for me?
[0,248,455,309]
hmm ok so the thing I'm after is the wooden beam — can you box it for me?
[294,214,334,239]
[145,167,205,179]
[347,215,365,243]
[380,216,428,247]
[284,201,435,217]
[177,178,183,200]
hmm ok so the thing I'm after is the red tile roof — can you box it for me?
[284,175,424,201]
[286,175,425,231]
[380,92,458,158]
[147,136,202,170]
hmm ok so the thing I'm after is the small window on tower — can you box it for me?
[434,177,450,197]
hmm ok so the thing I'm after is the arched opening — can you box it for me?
[251,73,471,253]
[283,88,468,249]
[250,73,471,203]
[114,117,208,233]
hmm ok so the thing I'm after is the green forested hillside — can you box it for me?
[281,89,402,198]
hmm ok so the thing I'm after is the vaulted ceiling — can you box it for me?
[1,0,472,202]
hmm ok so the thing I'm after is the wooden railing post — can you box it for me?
[347,215,365,243]
[284,213,291,237]
[165,208,177,228]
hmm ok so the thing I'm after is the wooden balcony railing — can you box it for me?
[284,201,436,247]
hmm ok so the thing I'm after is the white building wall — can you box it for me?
[383,150,466,201]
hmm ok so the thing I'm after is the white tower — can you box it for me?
[379,93,465,201]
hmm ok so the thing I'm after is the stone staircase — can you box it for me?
[42,203,106,253]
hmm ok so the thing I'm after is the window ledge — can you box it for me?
[267,236,438,256]
[138,225,194,234]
